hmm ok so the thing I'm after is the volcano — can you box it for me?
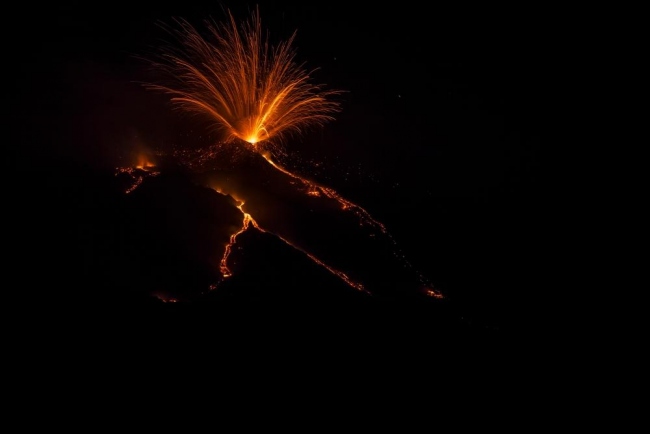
[11,3,552,342]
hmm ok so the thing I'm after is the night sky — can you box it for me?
[11,1,552,340]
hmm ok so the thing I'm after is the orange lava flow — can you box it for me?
[271,233,368,294]
[424,288,444,299]
[218,199,368,294]
[262,153,388,233]
[153,293,179,303]
[261,154,444,299]
[219,202,254,278]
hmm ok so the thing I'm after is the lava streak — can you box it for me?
[260,154,443,298]
[261,153,387,234]
[143,6,341,152]
[219,201,254,278]
[140,8,444,300]
[115,165,160,194]
[218,197,368,294]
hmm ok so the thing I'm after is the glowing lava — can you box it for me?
[261,153,387,234]
[218,197,368,294]
[153,293,180,303]
[143,6,341,152]
[219,201,254,278]
[115,164,160,194]
[259,153,443,298]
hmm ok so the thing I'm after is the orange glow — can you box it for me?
[114,164,160,194]
[144,7,341,151]
[217,198,368,294]
[423,287,444,299]
[153,293,179,303]
[219,201,255,278]
[261,154,388,234]
[259,155,443,297]
[135,154,156,170]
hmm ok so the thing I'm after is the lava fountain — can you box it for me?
[142,6,342,153]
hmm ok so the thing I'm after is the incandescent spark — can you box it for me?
[143,6,341,153]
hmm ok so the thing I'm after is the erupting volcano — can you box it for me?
[114,6,444,303]
[18,0,550,337]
